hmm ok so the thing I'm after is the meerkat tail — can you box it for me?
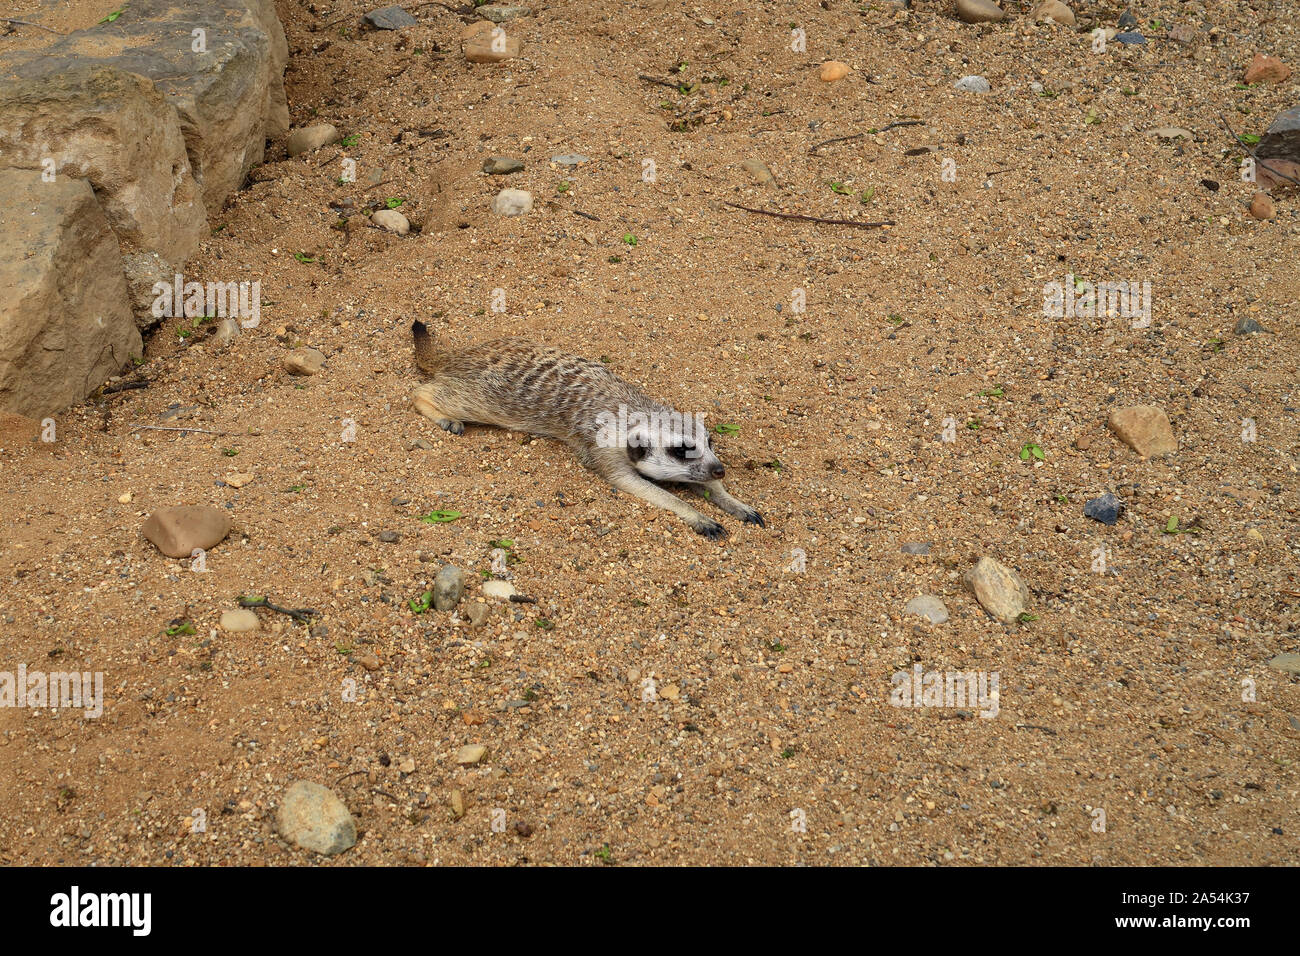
[411,320,443,376]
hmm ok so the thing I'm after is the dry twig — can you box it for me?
[724,201,894,229]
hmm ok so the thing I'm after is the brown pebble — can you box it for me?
[819,61,851,82]
[1249,192,1276,221]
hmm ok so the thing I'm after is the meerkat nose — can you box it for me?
[710,465,726,479]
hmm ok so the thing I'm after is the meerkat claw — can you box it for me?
[695,519,728,540]
[743,511,765,527]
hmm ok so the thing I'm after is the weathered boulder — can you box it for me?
[244,0,291,137]
[0,66,206,264]
[0,170,140,418]
[1,0,290,215]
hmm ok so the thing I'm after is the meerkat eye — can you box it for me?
[667,446,689,461]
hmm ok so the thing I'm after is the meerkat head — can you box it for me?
[625,409,726,484]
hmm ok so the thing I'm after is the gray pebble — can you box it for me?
[905,595,949,624]
[277,781,356,855]
[433,564,465,611]
[954,75,991,94]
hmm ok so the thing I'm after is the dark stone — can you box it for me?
[1234,317,1264,335]
[1258,105,1300,162]
[1115,32,1147,45]
[1083,492,1125,525]
[363,6,419,29]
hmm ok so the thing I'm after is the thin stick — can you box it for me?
[1015,724,1059,736]
[724,201,894,229]
[637,74,681,90]
[1218,112,1300,189]
[877,120,926,134]
[571,209,601,222]
[1,17,65,34]
[809,120,925,153]
[128,424,230,435]
[238,594,320,624]
[365,179,393,192]
[808,133,863,154]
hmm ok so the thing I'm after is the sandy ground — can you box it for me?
[1,0,1298,866]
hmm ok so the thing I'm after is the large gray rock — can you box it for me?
[1267,652,1300,675]
[277,781,357,856]
[1,0,290,215]
[0,66,206,264]
[0,170,140,417]
[245,0,291,137]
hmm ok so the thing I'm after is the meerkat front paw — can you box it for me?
[741,510,766,527]
[692,517,729,540]
[438,418,465,435]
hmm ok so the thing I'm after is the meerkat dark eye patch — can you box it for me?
[626,438,648,463]
[667,446,690,461]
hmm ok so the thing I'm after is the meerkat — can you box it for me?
[409,320,764,539]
